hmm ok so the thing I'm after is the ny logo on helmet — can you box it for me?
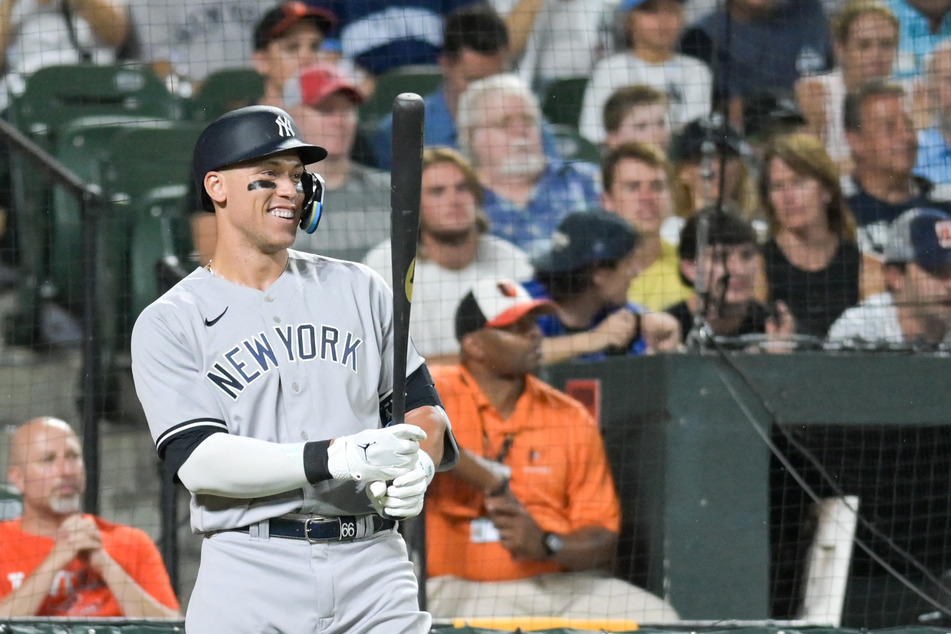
[275,115,295,138]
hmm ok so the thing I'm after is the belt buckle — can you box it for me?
[303,517,359,543]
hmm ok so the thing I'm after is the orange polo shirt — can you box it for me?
[0,516,180,616]
[426,365,620,582]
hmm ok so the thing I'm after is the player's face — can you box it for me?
[766,157,830,234]
[469,92,545,178]
[602,158,672,235]
[850,95,917,176]
[254,22,323,94]
[290,93,358,160]
[839,12,897,84]
[420,161,478,236]
[9,423,85,517]
[606,105,671,151]
[217,152,305,253]
[481,313,545,377]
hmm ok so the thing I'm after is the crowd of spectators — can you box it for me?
[5,0,951,622]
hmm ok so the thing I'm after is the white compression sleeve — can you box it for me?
[177,434,310,498]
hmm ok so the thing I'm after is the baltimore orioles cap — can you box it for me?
[455,279,554,341]
[253,1,336,51]
[192,105,327,211]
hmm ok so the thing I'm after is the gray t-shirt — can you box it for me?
[293,163,391,263]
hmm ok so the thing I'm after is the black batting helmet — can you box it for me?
[192,105,328,212]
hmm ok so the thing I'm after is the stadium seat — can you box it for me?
[100,122,203,333]
[188,67,265,122]
[50,115,182,312]
[540,76,589,129]
[359,64,443,125]
[549,123,601,164]
[4,64,182,347]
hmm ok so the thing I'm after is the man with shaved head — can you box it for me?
[0,417,180,618]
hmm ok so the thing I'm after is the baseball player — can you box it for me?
[130,105,458,632]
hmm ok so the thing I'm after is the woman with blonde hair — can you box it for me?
[759,132,882,336]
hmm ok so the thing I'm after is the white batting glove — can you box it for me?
[367,453,435,519]
[327,424,426,482]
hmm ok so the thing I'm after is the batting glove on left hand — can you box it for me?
[367,453,435,519]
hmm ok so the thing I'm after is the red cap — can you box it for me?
[284,63,364,108]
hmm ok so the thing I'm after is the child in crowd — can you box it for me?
[579,0,712,145]
[602,84,673,153]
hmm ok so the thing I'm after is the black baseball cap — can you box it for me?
[669,115,745,163]
[192,105,327,211]
[254,1,336,51]
[532,210,639,274]
[743,89,806,140]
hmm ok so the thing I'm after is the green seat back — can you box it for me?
[540,77,589,129]
[549,123,601,164]
[9,64,182,149]
[188,67,265,122]
[358,64,443,125]
[4,65,182,345]
[50,115,180,311]
[100,123,203,333]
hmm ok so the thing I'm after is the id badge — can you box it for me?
[470,517,501,543]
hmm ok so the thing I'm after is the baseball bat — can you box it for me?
[389,93,425,427]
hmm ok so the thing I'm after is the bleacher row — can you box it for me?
[0,61,597,354]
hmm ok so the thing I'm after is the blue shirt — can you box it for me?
[483,159,602,259]
[915,127,951,185]
[680,0,832,99]
[523,279,648,359]
[888,0,951,79]
[305,0,478,76]
[846,175,951,255]
[372,88,565,169]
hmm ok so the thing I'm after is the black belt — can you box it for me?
[232,515,396,543]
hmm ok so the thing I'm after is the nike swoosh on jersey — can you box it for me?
[204,307,228,327]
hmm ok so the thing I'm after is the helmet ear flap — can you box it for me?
[299,170,325,234]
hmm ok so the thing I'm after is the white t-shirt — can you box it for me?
[826,292,904,343]
[363,234,533,358]
[490,0,616,91]
[128,0,266,83]
[0,0,127,107]
[579,51,713,144]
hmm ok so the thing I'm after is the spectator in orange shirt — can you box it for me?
[425,278,679,622]
[0,417,180,618]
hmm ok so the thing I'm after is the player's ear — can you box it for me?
[204,171,228,208]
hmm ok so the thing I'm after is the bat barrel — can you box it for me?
[390,93,425,427]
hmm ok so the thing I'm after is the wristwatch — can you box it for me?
[542,531,564,558]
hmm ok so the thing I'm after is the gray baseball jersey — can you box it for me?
[131,249,425,533]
